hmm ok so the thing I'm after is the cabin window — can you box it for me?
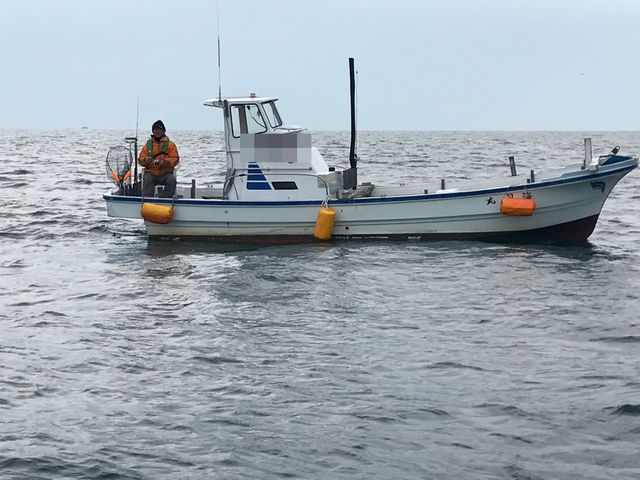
[230,104,267,138]
[271,181,298,190]
[263,101,283,128]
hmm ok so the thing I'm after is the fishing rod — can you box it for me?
[134,98,139,183]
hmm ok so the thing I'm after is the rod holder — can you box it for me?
[509,155,517,176]
[441,179,446,190]
[191,179,196,198]
[530,169,535,183]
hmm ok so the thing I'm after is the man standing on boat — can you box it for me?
[139,120,179,197]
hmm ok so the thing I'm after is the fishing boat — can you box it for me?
[104,59,637,244]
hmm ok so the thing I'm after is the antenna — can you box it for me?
[217,0,222,101]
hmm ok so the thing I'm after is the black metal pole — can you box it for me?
[348,57,357,170]
[509,155,517,176]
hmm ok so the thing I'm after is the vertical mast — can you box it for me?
[348,57,358,170]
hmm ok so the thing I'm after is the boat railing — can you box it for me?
[223,171,330,200]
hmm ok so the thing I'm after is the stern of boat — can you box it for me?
[104,193,143,219]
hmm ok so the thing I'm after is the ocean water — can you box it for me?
[1,129,640,479]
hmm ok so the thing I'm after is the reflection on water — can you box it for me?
[145,238,265,257]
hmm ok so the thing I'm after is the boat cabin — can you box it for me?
[204,95,339,201]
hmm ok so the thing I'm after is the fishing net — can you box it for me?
[106,145,133,185]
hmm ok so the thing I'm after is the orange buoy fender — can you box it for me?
[314,206,335,240]
[500,196,536,216]
[141,202,174,224]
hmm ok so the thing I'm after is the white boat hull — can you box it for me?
[104,159,636,244]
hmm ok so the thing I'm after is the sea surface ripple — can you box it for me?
[1,129,640,479]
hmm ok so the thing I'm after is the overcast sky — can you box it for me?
[2,0,640,131]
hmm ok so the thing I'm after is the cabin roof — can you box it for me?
[204,96,278,108]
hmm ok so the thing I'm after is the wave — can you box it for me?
[590,336,640,344]
[609,404,640,416]
[0,456,145,480]
[427,361,484,371]
[192,355,244,364]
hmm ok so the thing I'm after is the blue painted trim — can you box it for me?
[247,182,272,190]
[602,155,633,166]
[104,163,636,207]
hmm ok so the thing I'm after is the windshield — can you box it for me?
[230,104,267,138]
[263,101,283,128]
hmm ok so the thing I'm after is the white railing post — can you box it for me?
[583,137,592,170]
